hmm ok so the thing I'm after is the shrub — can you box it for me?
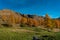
[2,24,12,27]
[40,35,56,40]
[20,24,27,27]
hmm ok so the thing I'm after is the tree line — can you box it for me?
[0,9,60,29]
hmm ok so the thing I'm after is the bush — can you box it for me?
[34,28,42,32]
[39,35,56,40]
[20,24,27,27]
[2,24,12,27]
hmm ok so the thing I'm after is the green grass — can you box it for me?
[0,27,35,40]
[0,27,59,40]
[55,32,60,40]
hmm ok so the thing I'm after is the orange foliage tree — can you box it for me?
[39,17,44,26]
[33,19,39,27]
[45,14,52,29]
[8,13,15,25]
[2,15,7,21]
[21,17,27,24]
[27,18,34,27]
[54,20,60,28]
[14,15,21,24]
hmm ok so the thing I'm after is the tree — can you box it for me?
[2,15,7,21]
[15,15,21,24]
[54,20,60,28]
[33,19,39,27]
[51,20,56,28]
[8,13,15,26]
[21,17,27,24]
[39,17,44,26]
[27,18,34,27]
[45,14,52,29]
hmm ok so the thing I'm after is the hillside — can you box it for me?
[0,9,44,27]
[0,9,60,30]
[0,9,60,40]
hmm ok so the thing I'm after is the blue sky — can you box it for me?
[0,0,60,18]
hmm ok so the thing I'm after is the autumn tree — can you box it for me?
[45,14,52,29]
[39,17,44,26]
[33,19,39,27]
[27,18,34,27]
[14,14,21,24]
[2,15,7,21]
[21,17,27,24]
[20,17,28,27]
[54,20,60,28]
[8,13,15,26]
[51,20,56,28]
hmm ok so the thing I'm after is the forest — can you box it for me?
[0,9,60,29]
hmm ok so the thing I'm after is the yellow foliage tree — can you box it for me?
[27,18,34,27]
[2,15,7,21]
[33,19,39,27]
[8,13,15,25]
[45,14,52,29]
[39,17,44,26]
[54,20,60,28]
[21,17,27,24]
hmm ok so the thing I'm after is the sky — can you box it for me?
[0,0,60,18]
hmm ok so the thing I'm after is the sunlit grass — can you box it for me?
[0,27,59,40]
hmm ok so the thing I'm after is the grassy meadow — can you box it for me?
[0,27,59,40]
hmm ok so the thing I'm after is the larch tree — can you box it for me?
[2,15,7,21]
[15,15,20,24]
[33,19,39,27]
[45,14,52,29]
[27,18,34,27]
[39,17,44,26]
[21,17,27,24]
[54,20,60,28]
[8,13,15,26]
